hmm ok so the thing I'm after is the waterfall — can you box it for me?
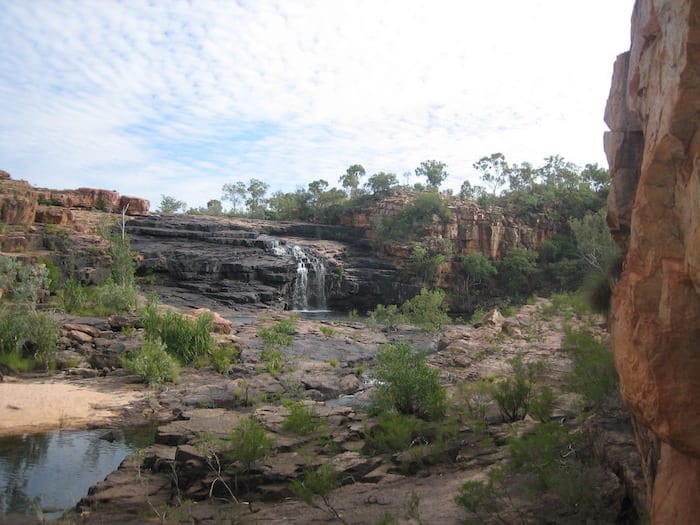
[267,239,327,310]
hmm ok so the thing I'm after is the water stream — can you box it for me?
[0,426,155,521]
[268,239,328,311]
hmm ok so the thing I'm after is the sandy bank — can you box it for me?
[0,377,149,436]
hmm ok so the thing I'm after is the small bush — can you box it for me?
[364,412,425,454]
[493,355,548,422]
[400,288,450,332]
[209,343,239,375]
[508,422,572,491]
[319,325,334,338]
[529,386,554,422]
[282,400,322,434]
[372,342,447,420]
[141,296,215,364]
[260,348,284,377]
[0,307,59,372]
[368,303,402,330]
[562,329,618,408]
[122,338,180,385]
[291,463,345,523]
[227,416,274,471]
[452,380,494,431]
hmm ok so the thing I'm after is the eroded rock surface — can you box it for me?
[605,0,700,521]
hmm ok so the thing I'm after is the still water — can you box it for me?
[0,426,155,521]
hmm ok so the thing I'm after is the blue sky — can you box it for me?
[0,0,634,211]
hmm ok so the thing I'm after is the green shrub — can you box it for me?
[319,325,334,338]
[209,343,239,375]
[121,338,180,385]
[0,307,58,372]
[282,400,322,434]
[493,355,548,422]
[364,412,426,454]
[368,303,403,330]
[141,296,215,364]
[291,463,345,522]
[28,311,59,371]
[0,255,51,308]
[60,279,88,313]
[529,386,554,422]
[507,422,572,491]
[226,416,274,472]
[562,329,618,408]
[400,288,450,332]
[372,342,446,420]
[260,348,284,377]
[94,279,138,313]
[452,380,494,431]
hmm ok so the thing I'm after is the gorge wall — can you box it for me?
[605,0,700,522]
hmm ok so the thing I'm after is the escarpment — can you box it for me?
[605,0,700,522]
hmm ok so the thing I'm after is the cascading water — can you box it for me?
[268,239,327,310]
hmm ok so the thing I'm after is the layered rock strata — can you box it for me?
[605,0,700,522]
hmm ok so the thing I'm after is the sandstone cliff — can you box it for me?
[605,0,700,522]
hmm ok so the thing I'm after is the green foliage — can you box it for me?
[452,380,494,431]
[0,307,58,372]
[372,342,446,420]
[364,412,426,454]
[460,252,497,306]
[291,462,342,503]
[121,338,180,385]
[282,400,322,434]
[141,296,215,364]
[365,171,399,195]
[493,355,548,422]
[260,348,284,377]
[368,303,402,330]
[227,416,274,471]
[157,195,186,213]
[498,247,538,296]
[259,317,295,347]
[209,343,240,375]
[0,255,51,308]
[399,288,450,332]
[319,325,334,338]
[529,386,554,422]
[373,191,450,242]
[455,480,495,519]
[562,329,618,408]
[507,422,572,490]
[415,159,448,189]
[408,244,446,286]
[291,463,346,523]
[570,208,619,274]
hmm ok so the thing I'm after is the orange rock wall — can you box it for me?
[605,0,700,521]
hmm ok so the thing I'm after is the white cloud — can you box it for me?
[0,0,634,209]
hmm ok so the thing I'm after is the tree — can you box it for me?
[569,209,619,273]
[206,199,223,216]
[365,172,399,195]
[339,164,366,197]
[473,153,509,195]
[499,247,538,296]
[157,195,186,214]
[461,253,497,308]
[408,244,446,286]
[459,180,486,201]
[246,178,269,218]
[222,181,247,214]
[415,160,448,189]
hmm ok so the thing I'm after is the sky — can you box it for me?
[0,0,635,211]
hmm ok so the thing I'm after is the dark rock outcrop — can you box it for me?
[605,0,700,522]
[126,215,413,312]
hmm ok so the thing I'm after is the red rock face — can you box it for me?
[118,196,150,216]
[605,0,700,521]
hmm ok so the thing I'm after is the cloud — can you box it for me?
[0,0,634,209]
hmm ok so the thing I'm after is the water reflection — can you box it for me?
[0,426,155,521]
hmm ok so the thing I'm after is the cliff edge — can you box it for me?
[605,0,700,522]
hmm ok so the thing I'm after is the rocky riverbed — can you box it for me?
[0,298,647,524]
